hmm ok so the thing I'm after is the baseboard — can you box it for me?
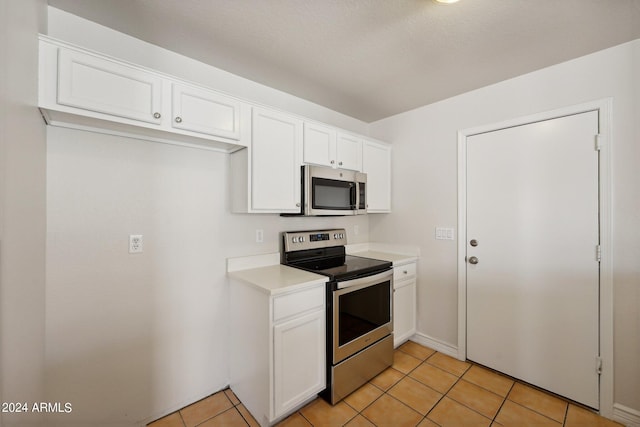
[613,403,640,427]
[411,332,458,359]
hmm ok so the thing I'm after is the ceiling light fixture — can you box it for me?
[434,0,460,4]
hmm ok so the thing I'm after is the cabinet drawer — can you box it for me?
[393,263,416,282]
[273,285,324,323]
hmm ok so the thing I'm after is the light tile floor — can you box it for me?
[148,341,622,427]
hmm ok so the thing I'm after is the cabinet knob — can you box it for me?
[153,112,161,119]
[330,160,335,165]
[175,116,183,123]
[339,161,343,166]
[403,270,408,274]
[296,203,301,207]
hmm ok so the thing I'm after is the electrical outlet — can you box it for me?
[129,234,143,253]
[255,229,264,243]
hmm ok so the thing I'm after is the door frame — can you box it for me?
[456,99,613,417]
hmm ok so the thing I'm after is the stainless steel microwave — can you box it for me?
[286,165,367,216]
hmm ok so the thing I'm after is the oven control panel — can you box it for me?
[283,229,347,252]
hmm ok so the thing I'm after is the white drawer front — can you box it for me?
[273,285,324,323]
[393,263,416,282]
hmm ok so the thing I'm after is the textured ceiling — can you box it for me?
[47,0,640,122]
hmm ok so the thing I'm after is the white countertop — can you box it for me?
[227,254,327,296]
[349,250,418,266]
[227,242,419,296]
[347,242,420,266]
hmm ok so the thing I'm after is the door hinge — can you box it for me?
[596,245,602,262]
[596,356,603,375]
[595,134,603,151]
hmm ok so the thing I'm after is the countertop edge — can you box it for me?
[228,264,327,296]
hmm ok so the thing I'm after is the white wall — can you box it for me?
[369,40,640,414]
[43,8,370,426]
[0,1,48,426]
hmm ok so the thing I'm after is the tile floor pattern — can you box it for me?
[148,342,622,427]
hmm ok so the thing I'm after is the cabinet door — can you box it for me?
[362,140,392,212]
[251,108,303,212]
[57,48,163,125]
[303,122,336,168]
[393,279,416,347]
[336,132,363,171]
[171,82,241,140]
[273,309,326,417]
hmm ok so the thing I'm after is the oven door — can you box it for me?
[333,269,393,364]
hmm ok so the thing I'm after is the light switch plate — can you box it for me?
[435,227,455,240]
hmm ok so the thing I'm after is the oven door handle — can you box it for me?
[336,269,392,290]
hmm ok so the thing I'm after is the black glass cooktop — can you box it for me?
[285,247,391,281]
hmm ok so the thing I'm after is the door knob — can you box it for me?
[468,256,479,265]
[470,239,478,247]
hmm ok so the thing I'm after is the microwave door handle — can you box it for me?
[353,182,358,210]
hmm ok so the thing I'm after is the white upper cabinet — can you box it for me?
[363,139,392,212]
[336,132,363,171]
[40,36,393,212]
[39,36,247,152]
[171,82,241,140]
[57,48,164,125]
[303,122,336,168]
[303,123,362,171]
[248,107,303,213]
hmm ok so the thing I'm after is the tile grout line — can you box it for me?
[562,401,569,426]
[505,399,565,426]
[234,406,252,427]
[190,392,236,427]
[427,362,499,425]
[491,376,516,425]
[396,347,452,426]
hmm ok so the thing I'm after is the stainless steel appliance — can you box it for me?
[281,229,393,404]
[284,165,367,216]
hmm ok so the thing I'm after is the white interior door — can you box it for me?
[466,111,600,409]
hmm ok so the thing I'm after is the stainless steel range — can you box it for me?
[281,229,394,404]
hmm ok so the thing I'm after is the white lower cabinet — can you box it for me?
[273,309,325,416]
[230,281,326,426]
[393,261,417,347]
